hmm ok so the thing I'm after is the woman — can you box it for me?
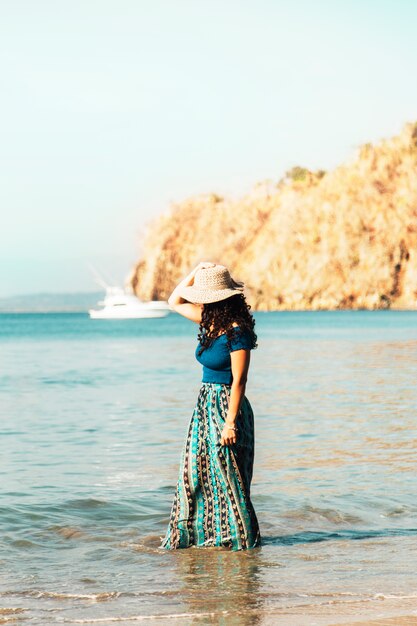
[161,262,261,551]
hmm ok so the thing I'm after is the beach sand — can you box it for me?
[121,608,417,625]
[331,617,417,626]
[254,595,417,626]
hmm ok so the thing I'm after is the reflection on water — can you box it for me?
[170,548,263,625]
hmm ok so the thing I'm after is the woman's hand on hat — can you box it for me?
[189,262,216,284]
[181,262,215,289]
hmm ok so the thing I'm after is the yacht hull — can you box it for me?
[88,308,169,319]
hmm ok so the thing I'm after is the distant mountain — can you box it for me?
[130,122,417,310]
[0,291,103,313]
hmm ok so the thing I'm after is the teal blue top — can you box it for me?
[195,327,253,384]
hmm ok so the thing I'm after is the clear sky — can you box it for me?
[1,0,416,296]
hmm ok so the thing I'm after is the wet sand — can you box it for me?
[259,596,417,626]
[333,617,417,626]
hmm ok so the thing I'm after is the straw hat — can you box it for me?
[178,264,244,304]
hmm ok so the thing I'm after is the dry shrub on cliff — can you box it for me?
[131,122,417,310]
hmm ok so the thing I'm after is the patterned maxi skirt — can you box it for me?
[161,382,261,551]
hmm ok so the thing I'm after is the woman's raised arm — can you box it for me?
[168,262,214,323]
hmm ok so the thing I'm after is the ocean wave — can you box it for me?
[262,527,417,545]
[1,590,120,601]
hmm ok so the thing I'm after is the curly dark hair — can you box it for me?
[197,294,257,355]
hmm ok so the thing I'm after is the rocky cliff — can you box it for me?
[130,123,417,310]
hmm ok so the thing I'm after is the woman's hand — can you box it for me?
[181,262,216,288]
[167,261,215,323]
[220,422,237,446]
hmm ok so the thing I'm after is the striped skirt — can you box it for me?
[161,382,261,551]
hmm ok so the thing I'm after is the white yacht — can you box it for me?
[89,286,170,319]
[88,266,170,319]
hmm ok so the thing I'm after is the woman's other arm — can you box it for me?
[167,262,214,323]
[220,349,251,446]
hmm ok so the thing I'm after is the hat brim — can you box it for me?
[178,285,244,304]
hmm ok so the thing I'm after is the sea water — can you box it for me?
[1,311,417,625]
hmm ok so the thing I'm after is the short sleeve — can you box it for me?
[228,329,253,353]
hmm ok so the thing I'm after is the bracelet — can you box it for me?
[226,425,237,431]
